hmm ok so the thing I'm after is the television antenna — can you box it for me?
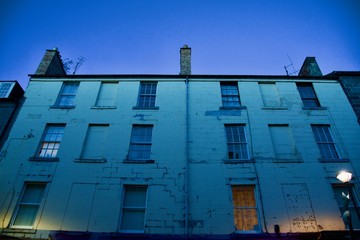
[284,54,299,76]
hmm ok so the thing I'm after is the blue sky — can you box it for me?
[1,0,359,88]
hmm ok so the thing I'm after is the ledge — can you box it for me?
[319,158,349,163]
[50,105,75,109]
[2,228,37,234]
[123,159,155,164]
[74,158,107,163]
[132,106,159,110]
[302,106,327,110]
[223,159,253,164]
[261,106,287,110]
[220,106,247,110]
[91,106,117,109]
[29,157,59,162]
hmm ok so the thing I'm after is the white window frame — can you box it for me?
[37,124,65,158]
[10,183,46,229]
[231,185,260,233]
[55,82,79,107]
[225,125,249,160]
[220,82,241,108]
[120,185,148,233]
[311,125,340,160]
[136,82,157,108]
[0,82,15,98]
[128,125,153,160]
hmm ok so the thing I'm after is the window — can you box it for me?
[11,183,46,228]
[269,125,296,160]
[332,185,360,229]
[259,82,281,107]
[296,83,320,108]
[80,124,109,160]
[137,82,157,108]
[220,82,241,108]
[37,125,65,158]
[311,125,340,160]
[95,82,118,107]
[232,186,259,231]
[55,82,79,107]
[120,185,147,232]
[225,125,249,160]
[128,125,153,160]
[0,82,14,98]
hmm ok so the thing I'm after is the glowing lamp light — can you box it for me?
[336,171,353,183]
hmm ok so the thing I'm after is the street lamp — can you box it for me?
[336,171,354,239]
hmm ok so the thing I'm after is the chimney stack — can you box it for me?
[35,48,66,75]
[298,57,323,77]
[180,45,191,75]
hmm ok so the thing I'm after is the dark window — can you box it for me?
[128,125,153,160]
[312,125,339,160]
[137,82,157,108]
[225,125,249,160]
[296,83,320,108]
[221,82,241,107]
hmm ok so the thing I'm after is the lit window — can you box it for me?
[95,82,118,106]
[332,185,360,229]
[38,125,65,158]
[232,186,259,231]
[220,82,241,107]
[56,82,79,107]
[120,185,147,232]
[11,183,46,228]
[311,125,339,160]
[0,82,14,98]
[137,82,157,108]
[128,125,153,160]
[225,125,249,160]
[296,83,320,108]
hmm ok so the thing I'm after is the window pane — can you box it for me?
[13,205,39,227]
[297,83,320,107]
[123,186,147,207]
[121,209,145,231]
[225,125,248,160]
[311,125,339,160]
[221,82,241,107]
[21,185,45,203]
[137,82,157,107]
[232,186,258,231]
[57,83,79,106]
[38,125,65,158]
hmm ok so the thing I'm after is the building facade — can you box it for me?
[0,47,360,240]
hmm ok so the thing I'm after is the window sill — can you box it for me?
[220,106,247,110]
[223,159,253,164]
[132,106,159,110]
[50,105,75,109]
[91,106,117,109]
[29,157,59,162]
[302,106,327,110]
[3,228,37,234]
[319,158,349,163]
[262,106,287,110]
[123,159,155,164]
[74,158,107,163]
[273,159,303,163]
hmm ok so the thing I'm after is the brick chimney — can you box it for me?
[35,48,66,75]
[298,57,323,77]
[180,45,191,75]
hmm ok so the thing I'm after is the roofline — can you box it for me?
[326,71,360,77]
[29,74,338,80]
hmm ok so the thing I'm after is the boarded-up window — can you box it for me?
[96,82,118,106]
[81,124,109,159]
[232,185,259,231]
[259,82,280,107]
[269,125,296,160]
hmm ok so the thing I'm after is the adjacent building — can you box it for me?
[0,81,24,149]
[0,47,360,240]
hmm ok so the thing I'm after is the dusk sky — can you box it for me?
[1,0,359,88]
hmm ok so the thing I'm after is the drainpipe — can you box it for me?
[185,76,189,239]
